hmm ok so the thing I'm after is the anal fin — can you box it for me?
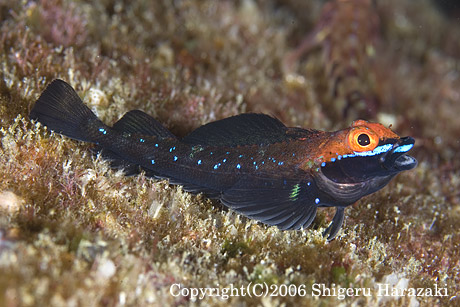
[92,146,142,176]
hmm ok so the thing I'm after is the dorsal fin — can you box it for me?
[182,113,318,146]
[112,110,175,138]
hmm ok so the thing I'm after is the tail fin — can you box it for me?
[30,79,99,142]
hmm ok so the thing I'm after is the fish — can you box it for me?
[29,79,418,240]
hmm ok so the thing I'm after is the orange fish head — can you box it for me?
[316,119,417,184]
[346,119,400,153]
[309,119,417,215]
[317,120,405,162]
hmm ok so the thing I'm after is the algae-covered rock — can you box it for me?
[0,0,459,305]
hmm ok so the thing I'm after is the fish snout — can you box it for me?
[381,137,417,171]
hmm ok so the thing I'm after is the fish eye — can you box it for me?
[357,133,370,146]
[347,127,379,152]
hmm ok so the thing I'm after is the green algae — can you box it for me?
[0,0,459,306]
[221,239,253,259]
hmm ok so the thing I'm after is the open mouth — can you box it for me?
[382,137,418,171]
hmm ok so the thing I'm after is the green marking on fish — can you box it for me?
[290,183,301,201]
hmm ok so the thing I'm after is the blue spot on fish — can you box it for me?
[315,198,320,204]
[173,156,178,161]
[151,159,155,165]
[197,160,202,165]
[236,164,241,169]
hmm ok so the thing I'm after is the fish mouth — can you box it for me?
[381,137,418,171]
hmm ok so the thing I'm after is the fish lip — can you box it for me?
[382,136,417,171]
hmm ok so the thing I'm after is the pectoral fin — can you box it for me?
[220,174,319,230]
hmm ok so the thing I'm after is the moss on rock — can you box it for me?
[0,0,459,305]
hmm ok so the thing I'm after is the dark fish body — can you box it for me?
[30,80,418,240]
